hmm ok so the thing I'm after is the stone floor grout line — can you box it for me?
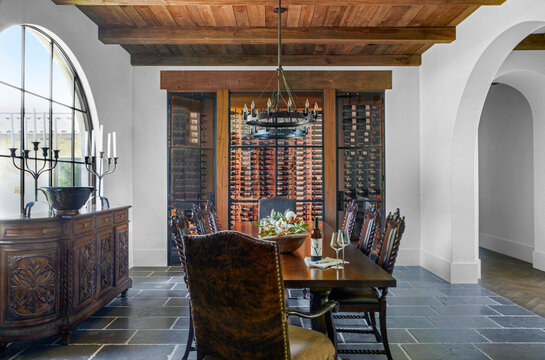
[398,343,414,360]
[167,344,180,360]
[472,343,494,360]
[87,344,105,360]
[405,328,420,343]
[124,330,138,345]
[102,317,119,330]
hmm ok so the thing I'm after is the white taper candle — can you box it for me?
[84,131,88,157]
[10,113,15,148]
[113,132,117,158]
[107,133,111,159]
[91,130,96,156]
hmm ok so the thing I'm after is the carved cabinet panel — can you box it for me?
[115,224,129,285]
[96,229,115,297]
[72,235,96,311]
[2,246,61,325]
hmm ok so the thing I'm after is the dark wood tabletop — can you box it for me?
[231,222,396,289]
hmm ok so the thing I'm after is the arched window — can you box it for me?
[0,25,93,216]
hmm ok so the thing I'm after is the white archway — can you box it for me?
[451,22,545,281]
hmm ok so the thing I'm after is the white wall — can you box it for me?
[131,66,422,266]
[419,0,545,282]
[0,0,134,262]
[478,84,534,262]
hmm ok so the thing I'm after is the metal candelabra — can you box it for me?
[84,152,118,209]
[9,141,60,217]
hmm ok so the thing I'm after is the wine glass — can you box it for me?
[340,229,350,264]
[330,232,343,269]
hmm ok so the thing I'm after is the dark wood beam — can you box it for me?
[515,34,545,50]
[160,70,393,92]
[133,54,421,66]
[100,26,455,45]
[53,0,506,5]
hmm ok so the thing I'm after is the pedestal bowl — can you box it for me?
[40,186,95,215]
[260,232,308,253]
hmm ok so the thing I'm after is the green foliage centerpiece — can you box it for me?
[257,209,309,237]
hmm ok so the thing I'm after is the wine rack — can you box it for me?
[229,93,324,227]
[337,93,385,235]
[168,93,216,265]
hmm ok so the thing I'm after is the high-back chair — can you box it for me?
[328,209,405,360]
[192,201,220,235]
[341,200,358,240]
[183,231,338,360]
[357,205,382,256]
[169,208,194,360]
[258,197,296,220]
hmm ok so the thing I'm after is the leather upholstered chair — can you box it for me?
[169,209,195,360]
[258,197,297,220]
[192,201,220,235]
[329,209,405,360]
[357,205,382,256]
[341,200,358,240]
[182,231,338,360]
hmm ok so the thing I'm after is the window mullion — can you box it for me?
[49,40,54,186]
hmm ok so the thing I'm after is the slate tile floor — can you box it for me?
[2,266,545,360]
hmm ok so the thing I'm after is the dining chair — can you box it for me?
[192,201,220,235]
[329,209,405,360]
[258,197,297,220]
[182,231,338,360]
[169,208,195,360]
[341,200,358,240]
[357,205,382,256]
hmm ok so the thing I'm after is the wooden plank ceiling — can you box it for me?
[52,0,507,66]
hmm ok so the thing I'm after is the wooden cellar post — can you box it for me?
[216,89,229,229]
[323,89,337,240]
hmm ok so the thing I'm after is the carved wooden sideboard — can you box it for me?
[0,206,132,351]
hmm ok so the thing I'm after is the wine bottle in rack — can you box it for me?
[311,218,322,261]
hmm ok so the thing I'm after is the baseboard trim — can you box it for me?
[480,232,533,263]
[450,261,479,284]
[420,249,450,282]
[533,250,545,272]
[133,249,167,267]
[396,247,421,266]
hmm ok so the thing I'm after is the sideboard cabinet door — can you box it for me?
[96,229,115,297]
[0,244,61,326]
[115,224,129,285]
[72,235,96,312]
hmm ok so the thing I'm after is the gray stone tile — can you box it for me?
[436,296,499,305]
[93,345,175,360]
[131,282,175,290]
[135,290,188,298]
[129,330,189,344]
[107,317,177,330]
[164,298,190,306]
[437,288,496,296]
[477,344,545,360]
[169,345,198,360]
[407,281,461,289]
[387,316,436,329]
[478,328,545,343]
[69,330,136,344]
[488,316,545,328]
[426,316,500,329]
[389,288,445,297]
[402,344,489,360]
[77,317,115,330]
[489,305,537,316]
[13,345,100,360]
[93,306,145,317]
[489,296,515,305]
[338,344,409,360]
[130,266,170,271]
[129,271,153,276]
[108,297,167,307]
[137,306,190,317]
[131,276,171,283]
[388,306,439,316]
[408,329,489,343]
[387,296,443,306]
[172,317,191,329]
[171,283,187,290]
[394,281,414,288]
[341,328,416,344]
[431,305,500,316]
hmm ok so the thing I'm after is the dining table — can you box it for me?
[231,222,397,351]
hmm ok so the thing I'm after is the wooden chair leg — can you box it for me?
[379,299,393,360]
[368,312,382,343]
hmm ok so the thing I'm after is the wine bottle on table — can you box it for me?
[311,218,322,261]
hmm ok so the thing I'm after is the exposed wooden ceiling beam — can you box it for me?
[100,27,455,45]
[53,0,506,5]
[132,54,421,66]
[515,34,545,50]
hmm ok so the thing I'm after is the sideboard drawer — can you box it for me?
[114,210,128,224]
[73,217,94,235]
[1,221,61,241]
[96,213,114,229]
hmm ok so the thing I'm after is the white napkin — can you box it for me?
[304,257,347,269]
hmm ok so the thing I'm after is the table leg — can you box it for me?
[310,288,337,352]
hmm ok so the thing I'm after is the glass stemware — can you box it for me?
[330,232,343,269]
[341,229,350,265]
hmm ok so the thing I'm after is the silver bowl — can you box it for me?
[40,186,94,215]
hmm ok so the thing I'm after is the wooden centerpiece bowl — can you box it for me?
[40,186,95,215]
[260,232,308,253]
